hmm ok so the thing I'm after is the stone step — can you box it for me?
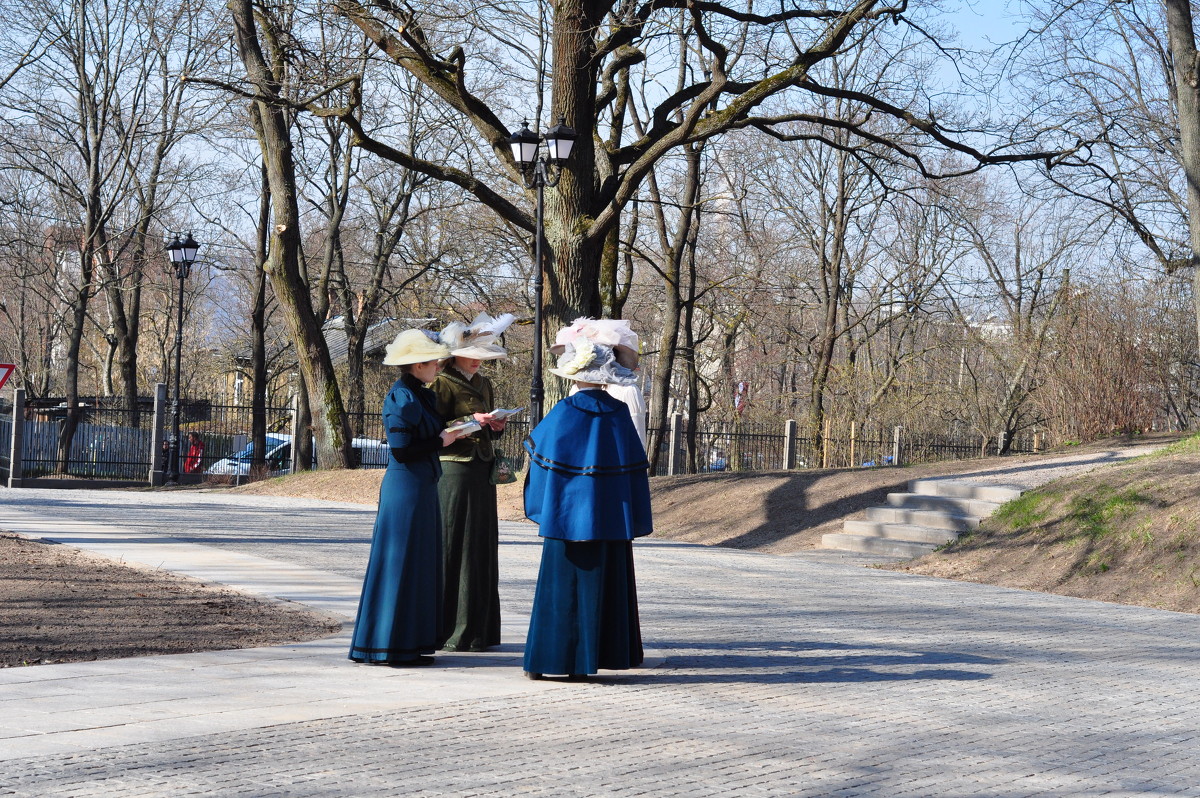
[820,533,939,558]
[907,479,1023,503]
[865,506,980,531]
[841,520,961,545]
[885,493,1002,518]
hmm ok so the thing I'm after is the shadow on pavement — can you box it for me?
[623,640,1001,684]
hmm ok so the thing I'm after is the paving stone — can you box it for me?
[0,486,1198,796]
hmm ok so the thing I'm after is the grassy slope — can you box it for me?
[891,435,1200,614]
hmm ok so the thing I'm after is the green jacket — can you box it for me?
[430,367,498,462]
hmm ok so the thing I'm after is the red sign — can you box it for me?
[0,364,14,391]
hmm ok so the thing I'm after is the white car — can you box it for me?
[206,434,293,477]
[206,434,390,477]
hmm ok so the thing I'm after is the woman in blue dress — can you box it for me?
[522,325,653,679]
[349,329,465,666]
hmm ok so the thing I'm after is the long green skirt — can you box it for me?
[438,458,501,651]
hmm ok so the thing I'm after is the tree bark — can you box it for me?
[1164,0,1200,350]
[230,0,352,470]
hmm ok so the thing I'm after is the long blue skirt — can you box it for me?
[349,467,444,663]
[523,538,643,676]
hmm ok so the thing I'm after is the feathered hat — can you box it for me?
[547,318,639,386]
[549,317,640,369]
[440,312,516,360]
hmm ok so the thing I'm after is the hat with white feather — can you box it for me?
[439,312,516,360]
[547,318,639,386]
[549,317,640,369]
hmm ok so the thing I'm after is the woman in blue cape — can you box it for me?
[522,324,652,679]
[349,329,466,667]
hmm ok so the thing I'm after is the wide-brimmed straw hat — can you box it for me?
[550,317,640,370]
[440,312,515,360]
[548,322,639,386]
[382,329,451,366]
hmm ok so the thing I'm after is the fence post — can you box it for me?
[8,388,24,488]
[849,420,857,468]
[892,425,902,466]
[997,430,1007,455]
[783,419,797,470]
[821,417,831,469]
[148,382,167,486]
[289,392,301,474]
[667,412,683,476]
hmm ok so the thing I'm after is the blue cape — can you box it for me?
[523,390,653,541]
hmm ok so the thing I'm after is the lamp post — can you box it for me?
[507,117,576,425]
[164,232,199,484]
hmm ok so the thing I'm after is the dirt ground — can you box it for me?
[0,533,341,668]
[3,433,1189,669]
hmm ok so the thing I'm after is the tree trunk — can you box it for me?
[541,0,605,337]
[1165,0,1200,350]
[230,0,352,470]
[645,145,704,472]
[57,244,92,473]
[251,162,271,475]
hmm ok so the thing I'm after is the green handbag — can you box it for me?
[489,448,518,485]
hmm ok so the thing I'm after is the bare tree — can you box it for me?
[949,185,1078,451]
[327,0,1067,406]
[225,0,354,469]
[0,0,213,467]
[1023,0,1200,355]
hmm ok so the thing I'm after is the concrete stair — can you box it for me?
[821,478,1024,559]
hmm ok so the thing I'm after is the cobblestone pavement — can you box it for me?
[2,447,1199,797]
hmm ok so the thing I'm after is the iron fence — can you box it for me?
[650,419,789,476]
[901,429,1035,464]
[21,410,154,480]
[343,410,389,469]
[1,381,1044,486]
[647,416,1040,476]
[501,419,530,473]
[174,398,293,477]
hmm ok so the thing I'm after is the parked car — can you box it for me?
[205,434,390,477]
[206,434,292,477]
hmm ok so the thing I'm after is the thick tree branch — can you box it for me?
[326,98,532,233]
[334,0,515,169]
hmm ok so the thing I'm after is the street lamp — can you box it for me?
[507,117,576,425]
[164,232,199,484]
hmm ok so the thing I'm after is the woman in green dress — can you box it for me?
[431,313,515,652]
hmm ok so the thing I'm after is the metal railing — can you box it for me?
[176,398,293,477]
[2,383,1041,487]
[0,407,11,482]
[21,411,154,480]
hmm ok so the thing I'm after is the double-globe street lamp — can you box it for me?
[507,117,576,426]
[164,232,200,484]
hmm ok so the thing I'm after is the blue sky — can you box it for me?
[944,0,1026,49]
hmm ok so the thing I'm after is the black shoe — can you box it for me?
[390,655,435,667]
[523,671,543,680]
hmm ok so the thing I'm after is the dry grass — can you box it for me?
[890,435,1200,614]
